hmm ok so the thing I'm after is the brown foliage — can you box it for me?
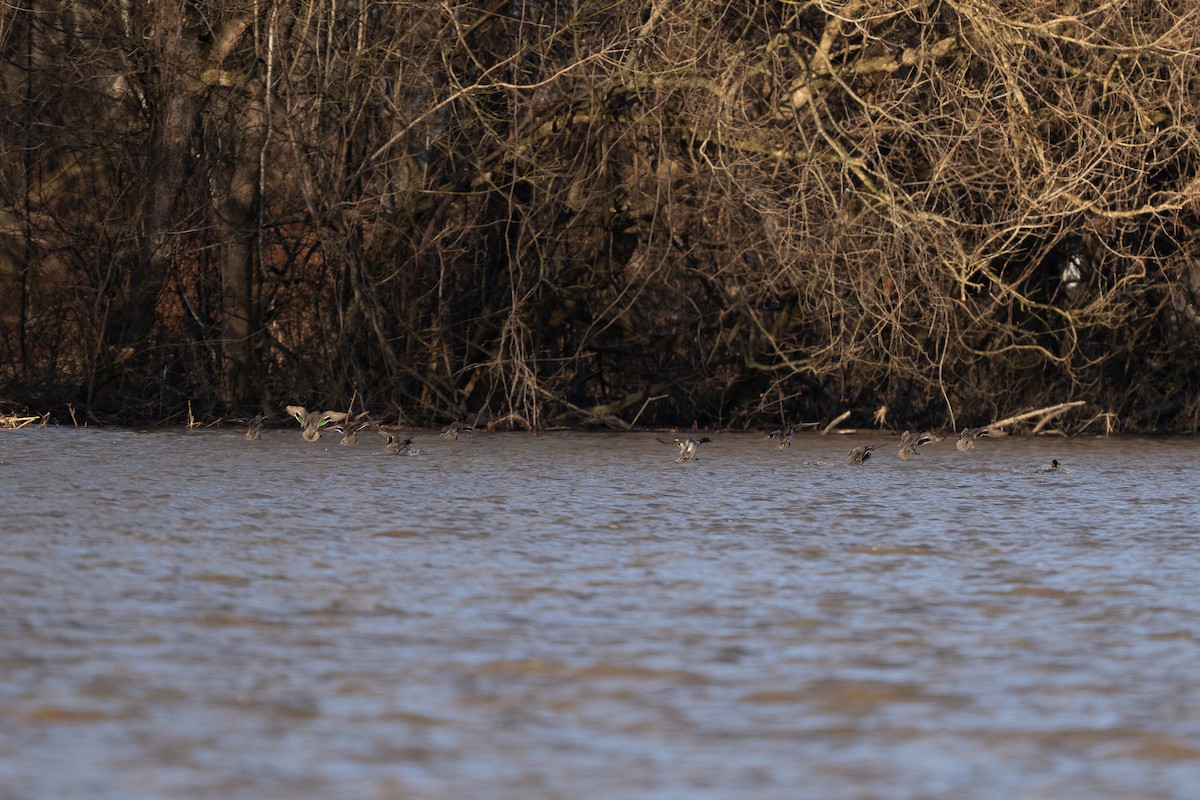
[2,0,1200,430]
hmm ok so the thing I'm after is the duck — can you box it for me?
[658,436,712,462]
[912,431,944,447]
[332,419,379,446]
[286,406,349,442]
[1038,459,1061,473]
[766,422,817,450]
[955,427,991,451]
[846,444,879,465]
[385,434,419,456]
[243,412,267,441]
[898,430,943,459]
[440,419,474,439]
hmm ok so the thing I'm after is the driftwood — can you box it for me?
[820,410,852,435]
[1079,410,1117,436]
[0,414,43,429]
[629,394,669,429]
[989,401,1086,434]
[544,384,675,430]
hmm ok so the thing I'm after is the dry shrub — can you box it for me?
[2,0,1200,430]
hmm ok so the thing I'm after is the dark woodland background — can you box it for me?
[4,1,1200,431]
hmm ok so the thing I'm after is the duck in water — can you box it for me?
[1038,459,1061,473]
[659,436,712,462]
[243,413,267,441]
[440,419,474,439]
[332,419,378,446]
[846,444,879,465]
[385,434,419,456]
[286,406,349,442]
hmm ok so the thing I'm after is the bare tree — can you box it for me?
[3,0,1200,431]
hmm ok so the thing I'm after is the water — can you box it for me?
[2,427,1200,799]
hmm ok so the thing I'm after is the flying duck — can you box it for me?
[846,444,879,465]
[385,434,419,456]
[243,413,267,441]
[659,436,712,463]
[286,406,350,442]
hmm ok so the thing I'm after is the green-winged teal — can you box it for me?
[243,413,267,441]
[385,434,419,456]
[955,427,989,451]
[659,436,712,462]
[333,419,379,446]
[767,422,818,450]
[846,444,879,465]
[440,419,475,439]
[898,430,943,459]
[914,431,944,447]
[286,405,349,442]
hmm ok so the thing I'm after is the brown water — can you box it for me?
[2,428,1200,799]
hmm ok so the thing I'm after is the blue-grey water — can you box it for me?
[2,427,1200,799]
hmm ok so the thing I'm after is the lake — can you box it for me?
[2,427,1199,799]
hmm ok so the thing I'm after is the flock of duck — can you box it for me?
[241,406,475,455]
[662,425,1062,472]
[252,406,1060,473]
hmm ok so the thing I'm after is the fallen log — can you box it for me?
[820,410,852,435]
[989,401,1086,433]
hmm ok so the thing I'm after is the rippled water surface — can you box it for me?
[3,427,1200,799]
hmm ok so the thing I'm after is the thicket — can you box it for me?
[3,0,1200,431]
